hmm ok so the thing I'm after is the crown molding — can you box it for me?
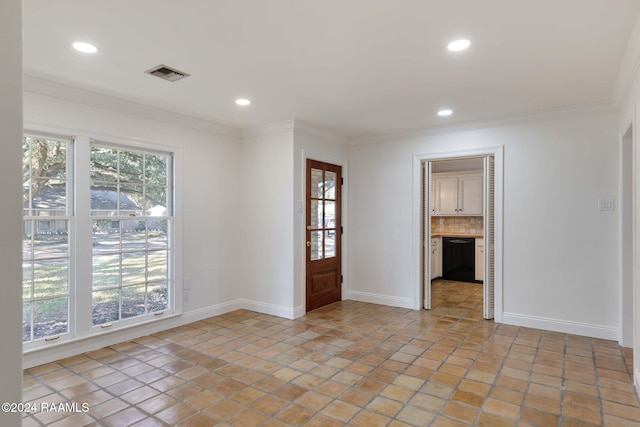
[23,75,241,138]
[293,120,348,146]
[347,102,617,145]
[612,12,640,109]
[239,119,296,138]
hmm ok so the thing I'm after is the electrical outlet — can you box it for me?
[183,289,191,301]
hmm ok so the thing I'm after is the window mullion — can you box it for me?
[73,136,93,338]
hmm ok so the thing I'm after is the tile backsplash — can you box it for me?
[431,216,483,235]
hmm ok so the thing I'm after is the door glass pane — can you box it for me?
[122,285,146,319]
[93,289,120,325]
[310,200,322,229]
[92,254,120,289]
[325,231,336,258]
[311,231,323,261]
[324,201,335,230]
[325,171,337,200]
[33,297,68,339]
[311,168,324,198]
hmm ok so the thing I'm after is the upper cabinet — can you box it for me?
[431,172,483,216]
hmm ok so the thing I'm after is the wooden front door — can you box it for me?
[306,160,342,312]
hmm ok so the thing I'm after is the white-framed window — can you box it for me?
[22,134,175,349]
[22,135,73,344]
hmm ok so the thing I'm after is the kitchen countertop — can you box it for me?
[431,233,483,238]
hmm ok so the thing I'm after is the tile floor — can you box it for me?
[23,280,640,426]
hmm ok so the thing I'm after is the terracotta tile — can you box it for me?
[184,390,222,410]
[322,400,360,422]
[451,389,485,407]
[350,410,392,427]
[275,403,314,424]
[367,396,404,417]
[441,402,479,423]
[476,412,516,427]
[602,400,640,421]
[175,413,219,427]
[137,393,178,414]
[483,398,520,419]
[252,395,289,414]
[562,403,602,425]
[204,398,244,420]
[520,407,559,426]
[103,407,147,426]
[380,384,415,402]
[226,408,268,427]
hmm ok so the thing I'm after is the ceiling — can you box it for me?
[23,0,640,138]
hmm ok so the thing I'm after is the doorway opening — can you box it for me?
[416,148,502,321]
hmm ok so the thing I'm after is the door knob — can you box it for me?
[306,241,311,247]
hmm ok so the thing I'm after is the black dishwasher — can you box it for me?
[442,237,476,282]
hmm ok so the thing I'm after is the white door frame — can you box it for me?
[412,146,504,322]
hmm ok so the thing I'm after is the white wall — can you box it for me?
[240,125,296,317]
[22,85,244,366]
[0,0,24,424]
[348,110,620,338]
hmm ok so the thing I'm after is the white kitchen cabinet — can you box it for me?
[430,237,442,279]
[431,172,483,216]
[475,238,484,281]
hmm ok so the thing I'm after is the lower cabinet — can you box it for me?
[431,237,442,279]
[475,238,484,281]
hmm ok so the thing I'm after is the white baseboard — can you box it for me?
[502,312,619,341]
[635,368,640,397]
[241,299,299,320]
[346,290,414,309]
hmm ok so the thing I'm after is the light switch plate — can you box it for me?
[598,199,614,212]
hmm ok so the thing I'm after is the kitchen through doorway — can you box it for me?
[422,155,496,320]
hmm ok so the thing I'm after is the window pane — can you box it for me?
[90,146,118,183]
[33,260,68,297]
[91,186,118,214]
[122,285,146,319]
[23,303,31,343]
[119,151,144,184]
[33,226,68,259]
[311,231,323,261]
[325,171,337,200]
[93,289,119,325]
[122,229,146,251]
[33,297,68,339]
[148,250,168,283]
[311,168,323,198]
[144,187,167,213]
[145,154,168,185]
[23,221,33,260]
[148,221,168,249]
[93,220,120,253]
[148,283,168,313]
[23,263,32,300]
[31,179,66,214]
[120,184,144,212]
[30,140,67,180]
[122,252,146,286]
[92,255,120,289]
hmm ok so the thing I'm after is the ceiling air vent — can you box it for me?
[144,64,190,82]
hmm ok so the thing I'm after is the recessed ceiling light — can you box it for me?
[447,39,471,52]
[72,41,98,54]
[438,109,453,117]
[235,98,251,106]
